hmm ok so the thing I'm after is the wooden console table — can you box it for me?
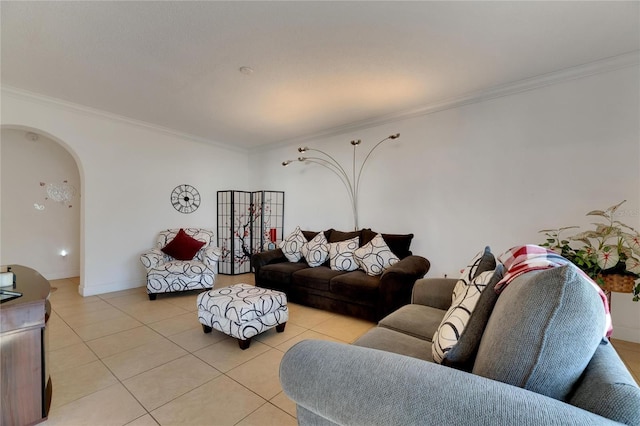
[1,265,52,426]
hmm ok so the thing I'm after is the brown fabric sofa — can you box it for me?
[251,228,430,321]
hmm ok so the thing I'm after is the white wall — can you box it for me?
[1,63,637,341]
[249,65,640,342]
[1,89,249,296]
[1,129,81,279]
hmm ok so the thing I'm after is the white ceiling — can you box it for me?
[1,1,638,149]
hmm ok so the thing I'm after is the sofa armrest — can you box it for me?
[251,249,287,275]
[203,246,222,263]
[280,340,620,426]
[140,248,168,271]
[202,247,222,273]
[383,255,430,279]
[251,248,286,267]
[411,277,457,310]
[377,255,430,319]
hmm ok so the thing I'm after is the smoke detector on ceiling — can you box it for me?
[26,132,39,141]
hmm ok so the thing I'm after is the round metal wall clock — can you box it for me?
[170,184,200,214]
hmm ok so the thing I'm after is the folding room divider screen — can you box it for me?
[217,190,285,275]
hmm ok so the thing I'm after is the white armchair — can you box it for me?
[140,228,221,300]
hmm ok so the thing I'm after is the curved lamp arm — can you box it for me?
[299,147,352,186]
[298,157,358,224]
[282,133,399,230]
[297,157,354,199]
[355,133,400,197]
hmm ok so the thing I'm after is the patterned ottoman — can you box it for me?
[197,284,288,349]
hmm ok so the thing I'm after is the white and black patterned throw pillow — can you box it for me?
[432,269,495,363]
[300,231,329,267]
[354,233,400,276]
[451,246,495,302]
[327,236,360,272]
[279,226,307,262]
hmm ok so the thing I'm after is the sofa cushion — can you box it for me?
[280,226,307,262]
[300,232,330,267]
[378,304,446,342]
[330,271,379,304]
[259,262,309,286]
[292,266,345,291]
[410,278,458,310]
[353,327,434,362]
[301,230,319,241]
[441,264,504,371]
[328,229,361,243]
[472,264,606,401]
[361,229,414,259]
[432,269,496,364]
[161,228,206,261]
[302,230,332,242]
[354,233,400,276]
[158,260,211,277]
[328,237,360,271]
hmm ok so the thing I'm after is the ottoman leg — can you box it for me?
[148,293,157,301]
[276,322,286,333]
[202,324,212,334]
[238,338,251,350]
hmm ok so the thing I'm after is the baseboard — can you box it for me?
[80,279,145,297]
[611,325,640,344]
[42,269,81,281]
[610,292,640,344]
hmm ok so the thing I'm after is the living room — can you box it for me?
[1,1,639,425]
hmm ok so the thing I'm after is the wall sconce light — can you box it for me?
[60,250,68,257]
[282,133,400,229]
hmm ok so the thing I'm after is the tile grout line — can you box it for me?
[80,294,156,423]
[50,278,324,423]
[50,285,302,424]
[49,290,168,423]
[91,312,231,424]
[51,277,640,423]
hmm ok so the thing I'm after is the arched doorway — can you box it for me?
[1,126,83,289]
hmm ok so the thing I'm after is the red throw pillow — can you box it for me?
[161,229,205,260]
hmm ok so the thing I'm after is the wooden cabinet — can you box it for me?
[1,265,52,426]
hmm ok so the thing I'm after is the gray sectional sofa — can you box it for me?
[280,259,640,425]
[252,228,430,321]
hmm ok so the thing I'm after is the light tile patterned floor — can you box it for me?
[43,275,640,425]
[43,274,371,426]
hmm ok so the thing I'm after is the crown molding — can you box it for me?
[3,50,637,154]
[260,50,640,151]
[0,86,248,154]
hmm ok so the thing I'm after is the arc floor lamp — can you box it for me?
[282,133,400,230]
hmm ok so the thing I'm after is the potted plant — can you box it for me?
[540,200,640,301]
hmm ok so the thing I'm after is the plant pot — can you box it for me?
[597,273,636,293]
